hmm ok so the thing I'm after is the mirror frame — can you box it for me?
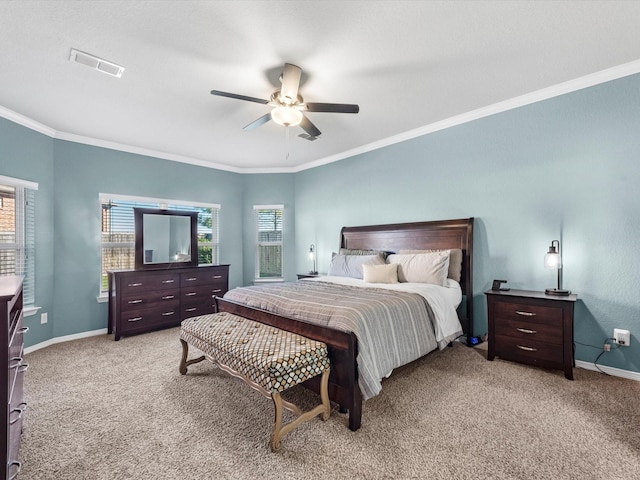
[133,208,199,270]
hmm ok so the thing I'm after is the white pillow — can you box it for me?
[387,251,450,285]
[363,263,399,284]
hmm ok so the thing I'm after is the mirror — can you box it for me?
[134,208,198,269]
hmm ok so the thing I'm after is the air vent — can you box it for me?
[69,49,125,78]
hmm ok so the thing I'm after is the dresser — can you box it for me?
[1,276,26,480]
[485,289,577,380]
[108,265,229,341]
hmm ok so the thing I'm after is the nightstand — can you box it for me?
[297,273,320,280]
[485,289,577,380]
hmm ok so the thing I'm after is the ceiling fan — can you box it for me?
[210,63,359,140]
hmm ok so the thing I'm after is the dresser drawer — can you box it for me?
[180,269,227,287]
[181,302,216,319]
[119,306,180,332]
[121,273,180,292]
[120,288,180,312]
[182,283,226,302]
[494,334,564,368]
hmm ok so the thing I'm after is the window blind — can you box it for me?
[254,206,283,280]
[0,177,38,306]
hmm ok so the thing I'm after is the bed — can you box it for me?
[215,217,474,431]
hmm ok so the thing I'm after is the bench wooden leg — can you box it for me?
[178,339,206,375]
[270,368,331,451]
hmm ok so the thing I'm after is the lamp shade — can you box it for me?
[544,239,570,296]
[308,244,317,275]
[544,243,560,269]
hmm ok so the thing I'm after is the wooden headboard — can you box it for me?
[340,217,474,342]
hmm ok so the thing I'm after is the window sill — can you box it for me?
[23,306,41,317]
[254,278,284,284]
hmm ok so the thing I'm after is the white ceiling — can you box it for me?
[1,1,640,173]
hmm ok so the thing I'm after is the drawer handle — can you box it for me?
[8,461,21,480]
[162,311,175,316]
[18,326,29,334]
[517,345,538,352]
[515,310,536,317]
[127,282,143,287]
[516,328,537,334]
[186,277,198,281]
[185,292,197,296]
[127,317,143,322]
[9,358,22,369]
[18,363,29,373]
[162,279,175,284]
[162,295,175,300]
[185,307,197,312]
[213,275,222,279]
[9,404,27,424]
[212,289,222,293]
[127,299,143,304]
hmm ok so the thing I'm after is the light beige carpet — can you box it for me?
[20,327,640,480]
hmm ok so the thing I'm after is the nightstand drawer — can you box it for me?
[494,334,563,367]
[494,317,562,345]
[494,301,562,324]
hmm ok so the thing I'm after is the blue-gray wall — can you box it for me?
[1,72,639,376]
[0,118,55,346]
[295,73,640,374]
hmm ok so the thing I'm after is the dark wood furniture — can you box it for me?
[217,217,474,431]
[1,276,26,480]
[108,265,229,341]
[485,289,577,380]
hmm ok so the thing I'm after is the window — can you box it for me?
[100,194,219,294]
[254,205,283,281]
[0,175,37,307]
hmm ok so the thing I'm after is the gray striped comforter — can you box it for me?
[223,281,439,399]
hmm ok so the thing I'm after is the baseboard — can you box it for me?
[24,328,108,355]
[576,360,640,381]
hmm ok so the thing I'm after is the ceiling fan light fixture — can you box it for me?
[271,106,303,127]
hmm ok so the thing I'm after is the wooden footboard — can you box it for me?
[215,297,362,431]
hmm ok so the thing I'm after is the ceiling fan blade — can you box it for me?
[299,114,321,138]
[306,102,359,114]
[280,63,302,104]
[210,90,269,105]
[243,113,271,131]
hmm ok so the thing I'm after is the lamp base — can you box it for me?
[545,288,571,296]
[308,271,318,275]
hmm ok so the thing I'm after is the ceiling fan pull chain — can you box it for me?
[285,125,290,161]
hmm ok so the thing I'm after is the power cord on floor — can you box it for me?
[575,337,619,375]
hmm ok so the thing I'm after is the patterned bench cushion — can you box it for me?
[180,312,329,393]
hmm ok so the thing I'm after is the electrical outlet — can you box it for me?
[613,328,631,347]
[40,312,47,324]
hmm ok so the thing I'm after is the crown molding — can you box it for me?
[0,105,56,137]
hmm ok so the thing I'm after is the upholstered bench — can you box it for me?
[179,312,331,451]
